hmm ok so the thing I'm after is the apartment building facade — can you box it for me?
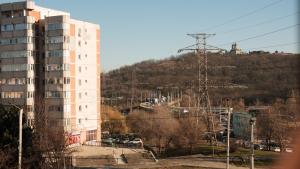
[0,1,101,144]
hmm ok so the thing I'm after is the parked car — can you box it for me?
[271,146,281,152]
[121,138,130,144]
[128,138,143,145]
[183,109,189,113]
[101,138,114,145]
[285,148,293,153]
[114,138,122,144]
[254,144,263,150]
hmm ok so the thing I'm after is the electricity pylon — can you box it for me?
[178,33,226,146]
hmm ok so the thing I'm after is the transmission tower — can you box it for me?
[178,33,225,145]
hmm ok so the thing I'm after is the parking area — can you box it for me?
[101,133,144,148]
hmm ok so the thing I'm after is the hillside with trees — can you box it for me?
[102,53,300,106]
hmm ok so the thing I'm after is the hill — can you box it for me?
[102,53,300,106]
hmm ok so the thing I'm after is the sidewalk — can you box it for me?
[72,145,142,157]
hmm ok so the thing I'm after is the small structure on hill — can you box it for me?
[232,112,253,140]
[249,50,270,55]
[229,43,244,55]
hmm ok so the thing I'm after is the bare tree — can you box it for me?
[0,147,15,169]
[232,98,245,112]
[257,111,276,150]
[257,98,292,152]
[272,99,291,152]
[286,90,300,127]
[101,105,128,134]
[126,106,179,154]
[30,96,76,168]
[177,116,206,154]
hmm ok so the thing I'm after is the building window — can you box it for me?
[47,50,67,57]
[0,51,32,58]
[57,78,63,84]
[78,66,81,72]
[27,92,34,98]
[7,78,15,85]
[0,64,34,72]
[27,78,34,84]
[48,105,62,112]
[45,91,70,98]
[78,79,81,86]
[27,105,34,112]
[1,24,14,32]
[0,79,6,84]
[78,93,82,99]
[15,23,32,30]
[86,130,96,141]
[63,77,70,84]
[46,64,69,71]
[47,23,67,31]
[0,92,24,99]
[0,37,33,45]
[47,36,64,44]
[47,78,55,84]
[78,28,81,37]
[79,105,82,111]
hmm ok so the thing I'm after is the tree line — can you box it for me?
[102,53,300,107]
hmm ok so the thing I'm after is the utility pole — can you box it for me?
[249,118,256,169]
[226,108,233,169]
[8,103,23,169]
[18,108,23,169]
[178,33,225,147]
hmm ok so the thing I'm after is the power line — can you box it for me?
[201,0,284,32]
[217,23,300,46]
[218,11,299,35]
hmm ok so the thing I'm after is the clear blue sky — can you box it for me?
[2,0,299,71]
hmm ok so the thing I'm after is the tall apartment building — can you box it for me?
[0,1,101,143]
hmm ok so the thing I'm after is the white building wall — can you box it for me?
[35,5,69,19]
[71,19,99,131]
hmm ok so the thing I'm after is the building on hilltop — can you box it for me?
[0,1,101,144]
[229,43,244,55]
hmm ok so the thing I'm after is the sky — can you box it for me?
[1,0,299,71]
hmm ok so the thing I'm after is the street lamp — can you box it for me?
[226,107,233,169]
[249,117,256,169]
[8,103,23,169]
